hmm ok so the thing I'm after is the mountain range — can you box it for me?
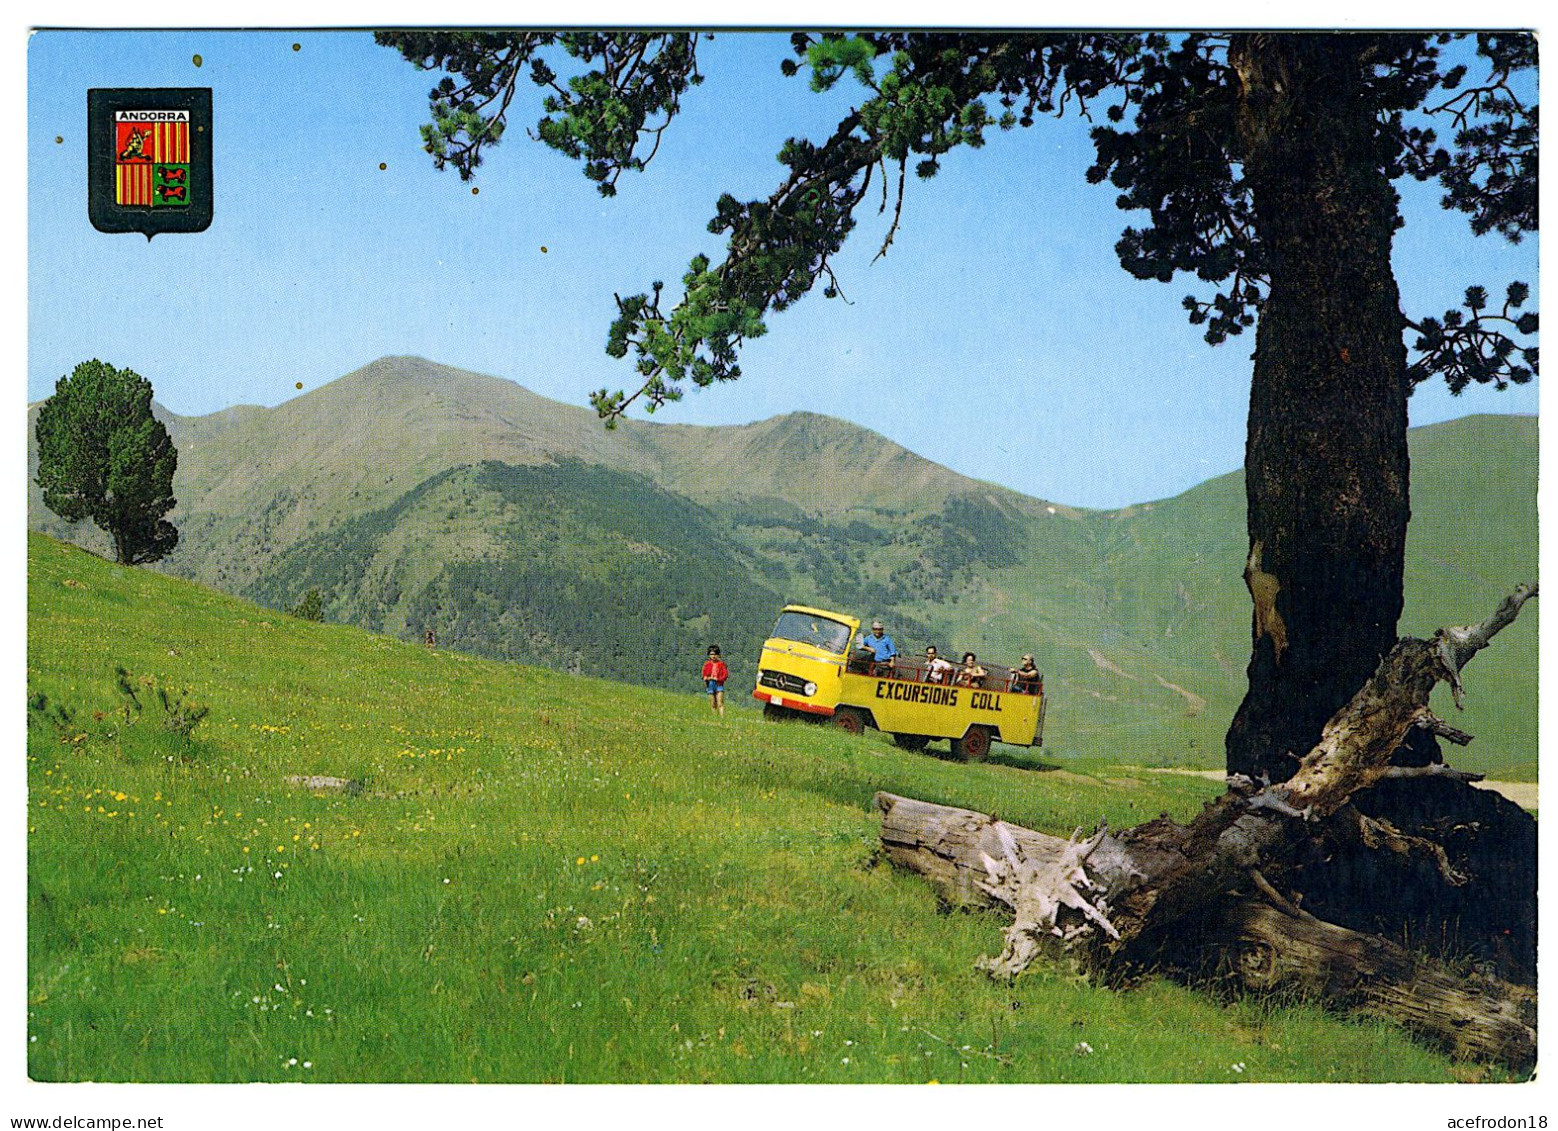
[26,355,1539,777]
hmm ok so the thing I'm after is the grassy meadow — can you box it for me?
[26,532,1507,1083]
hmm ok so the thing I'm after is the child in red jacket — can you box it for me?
[702,645,729,717]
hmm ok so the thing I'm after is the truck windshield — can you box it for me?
[770,611,852,655]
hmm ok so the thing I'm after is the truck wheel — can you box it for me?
[831,708,866,735]
[891,733,929,751]
[953,725,992,762]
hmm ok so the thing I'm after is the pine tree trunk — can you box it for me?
[1223,35,1429,782]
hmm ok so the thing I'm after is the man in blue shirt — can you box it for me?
[859,620,897,676]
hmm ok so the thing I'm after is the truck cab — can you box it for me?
[753,604,1045,761]
[752,605,858,718]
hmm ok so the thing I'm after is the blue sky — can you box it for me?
[27,29,1539,508]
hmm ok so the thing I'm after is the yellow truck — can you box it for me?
[752,604,1045,760]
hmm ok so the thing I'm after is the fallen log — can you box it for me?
[1215,902,1535,1067]
[874,584,1538,1070]
[874,791,1536,1069]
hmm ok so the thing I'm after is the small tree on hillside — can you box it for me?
[35,360,180,566]
[289,588,326,621]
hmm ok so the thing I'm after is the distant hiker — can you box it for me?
[923,646,953,684]
[1013,654,1041,694]
[957,652,988,688]
[859,620,897,676]
[425,628,436,649]
[702,645,729,717]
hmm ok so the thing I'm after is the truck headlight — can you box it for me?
[804,681,817,696]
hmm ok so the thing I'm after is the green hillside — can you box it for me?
[249,460,785,689]
[26,357,1537,778]
[27,532,1496,1083]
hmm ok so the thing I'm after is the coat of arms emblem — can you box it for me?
[88,88,212,237]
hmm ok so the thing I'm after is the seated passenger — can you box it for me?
[957,652,988,688]
[923,646,954,684]
[858,620,898,676]
[1012,654,1042,694]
